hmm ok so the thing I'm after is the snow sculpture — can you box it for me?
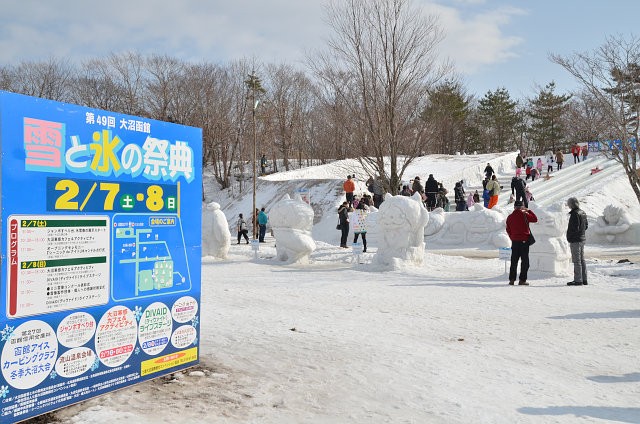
[425,204,510,248]
[270,194,316,263]
[590,204,638,244]
[528,202,570,276]
[373,192,429,268]
[202,202,231,259]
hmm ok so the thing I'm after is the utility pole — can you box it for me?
[245,72,265,240]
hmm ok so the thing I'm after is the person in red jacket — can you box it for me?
[505,200,538,285]
[571,143,581,163]
[343,175,356,207]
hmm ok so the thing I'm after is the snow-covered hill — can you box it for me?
[208,152,639,247]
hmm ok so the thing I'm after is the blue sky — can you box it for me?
[1,0,638,100]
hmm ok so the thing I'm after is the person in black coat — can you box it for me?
[510,176,527,207]
[425,174,439,211]
[484,163,495,180]
[454,181,467,211]
[566,197,589,286]
[337,201,351,248]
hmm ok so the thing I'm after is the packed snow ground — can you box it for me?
[46,153,640,424]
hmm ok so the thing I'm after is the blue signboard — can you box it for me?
[0,91,202,422]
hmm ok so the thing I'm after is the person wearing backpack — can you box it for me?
[236,213,250,244]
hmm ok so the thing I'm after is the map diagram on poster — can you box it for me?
[111,213,191,300]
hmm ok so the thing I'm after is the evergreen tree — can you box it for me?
[528,82,571,153]
[422,80,473,154]
[476,87,520,152]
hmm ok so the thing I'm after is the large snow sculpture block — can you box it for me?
[202,202,231,259]
[270,194,316,264]
[528,203,570,276]
[589,204,640,244]
[373,193,429,269]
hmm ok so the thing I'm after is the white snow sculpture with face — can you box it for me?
[202,202,231,259]
[373,192,429,268]
[269,194,316,264]
[593,204,632,242]
[527,203,570,275]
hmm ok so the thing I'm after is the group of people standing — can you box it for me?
[506,196,589,286]
[236,208,269,244]
[408,174,445,211]
[337,196,371,250]
[570,143,589,163]
[481,173,502,209]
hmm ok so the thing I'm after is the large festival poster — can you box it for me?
[0,90,202,422]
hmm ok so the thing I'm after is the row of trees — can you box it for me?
[0,0,638,203]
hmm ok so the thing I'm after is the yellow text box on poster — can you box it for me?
[140,347,198,376]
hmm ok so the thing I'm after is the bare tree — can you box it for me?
[263,64,315,171]
[551,34,640,205]
[563,90,609,145]
[144,54,185,121]
[10,57,75,101]
[311,0,450,194]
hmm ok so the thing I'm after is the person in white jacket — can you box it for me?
[350,202,370,252]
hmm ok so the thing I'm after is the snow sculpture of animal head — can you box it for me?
[202,202,231,259]
[269,194,316,263]
[373,192,429,269]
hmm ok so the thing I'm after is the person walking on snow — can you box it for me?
[581,144,589,161]
[484,163,495,180]
[536,158,543,174]
[236,213,250,244]
[516,153,524,169]
[482,179,491,208]
[506,200,538,285]
[343,175,356,208]
[556,150,564,170]
[571,143,581,163]
[486,175,501,209]
[260,154,268,175]
[350,201,370,252]
[511,176,527,208]
[566,197,589,286]
[546,155,554,174]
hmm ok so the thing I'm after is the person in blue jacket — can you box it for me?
[257,207,269,242]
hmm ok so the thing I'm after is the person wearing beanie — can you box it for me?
[505,200,538,285]
[566,197,589,286]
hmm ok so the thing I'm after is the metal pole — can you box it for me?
[252,99,257,241]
